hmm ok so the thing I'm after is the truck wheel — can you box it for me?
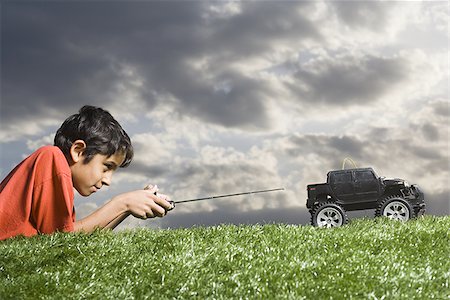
[311,202,348,228]
[375,196,414,221]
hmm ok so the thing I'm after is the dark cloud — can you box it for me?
[432,101,449,117]
[424,191,450,216]
[166,70,273,129]
[1,1,322,133]
[168,162,281,198]
[330,1,393,29]
[1,2,175,123]
[409,145,443,160]
[286,134,366,163]
[285,130,447,178]
[287,54,409,106]
[2,1,444,135]
[420,123,440,141]
[204,1,320,58]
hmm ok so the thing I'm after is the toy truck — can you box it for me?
[306,167,425,227]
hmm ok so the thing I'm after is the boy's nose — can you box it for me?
[102,174,112,187]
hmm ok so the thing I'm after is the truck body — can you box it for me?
[306,167,425,227]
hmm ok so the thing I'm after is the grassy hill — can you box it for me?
[0,216,449,299]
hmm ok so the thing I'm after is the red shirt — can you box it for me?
[0,146,75,240]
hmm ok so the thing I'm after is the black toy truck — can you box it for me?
[306,167,425,227]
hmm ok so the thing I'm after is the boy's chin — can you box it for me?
[75,188,94,197]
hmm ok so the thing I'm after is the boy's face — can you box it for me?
[70,152,125,197]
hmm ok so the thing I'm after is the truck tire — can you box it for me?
[375,196,414,221]
[311,202,348,228]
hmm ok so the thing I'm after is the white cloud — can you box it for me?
[0,117,59,143]
[26,133,55,151]
[203,1,242,21]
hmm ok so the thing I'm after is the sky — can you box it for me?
[1,0,449,230]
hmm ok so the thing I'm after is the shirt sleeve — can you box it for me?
[31,154,75,234]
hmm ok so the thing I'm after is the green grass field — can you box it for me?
[1,216,449,299]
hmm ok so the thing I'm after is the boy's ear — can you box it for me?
[70,140,87,163]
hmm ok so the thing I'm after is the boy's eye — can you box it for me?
[104,162,118,172]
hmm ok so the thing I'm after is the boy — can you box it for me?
[0,105,173,240]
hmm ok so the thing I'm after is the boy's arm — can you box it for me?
[73,187,173,233]
[73,199,129,232]
[104,212,130,229]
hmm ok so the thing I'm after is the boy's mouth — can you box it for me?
[94,184,103,191]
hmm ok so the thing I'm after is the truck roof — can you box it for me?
[327,167,376,176]
[328,167,374,172]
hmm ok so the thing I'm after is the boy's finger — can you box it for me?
[154,196,173,210]
[166,200,175,211]
[149,191,174,211]
[150,202,166,217]
[144,184,158,193]
[156,193,171,202]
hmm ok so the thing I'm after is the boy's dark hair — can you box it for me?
[54,105,133,167]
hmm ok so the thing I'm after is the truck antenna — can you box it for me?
[342,157,357,170]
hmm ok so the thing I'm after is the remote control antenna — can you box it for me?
[174,187,285,204]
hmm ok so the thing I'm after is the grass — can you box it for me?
[0,216,449,299]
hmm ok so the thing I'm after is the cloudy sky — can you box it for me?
[1,0,448,229]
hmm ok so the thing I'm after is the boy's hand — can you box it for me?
[144,184,175,212]
[120,185,173,220]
